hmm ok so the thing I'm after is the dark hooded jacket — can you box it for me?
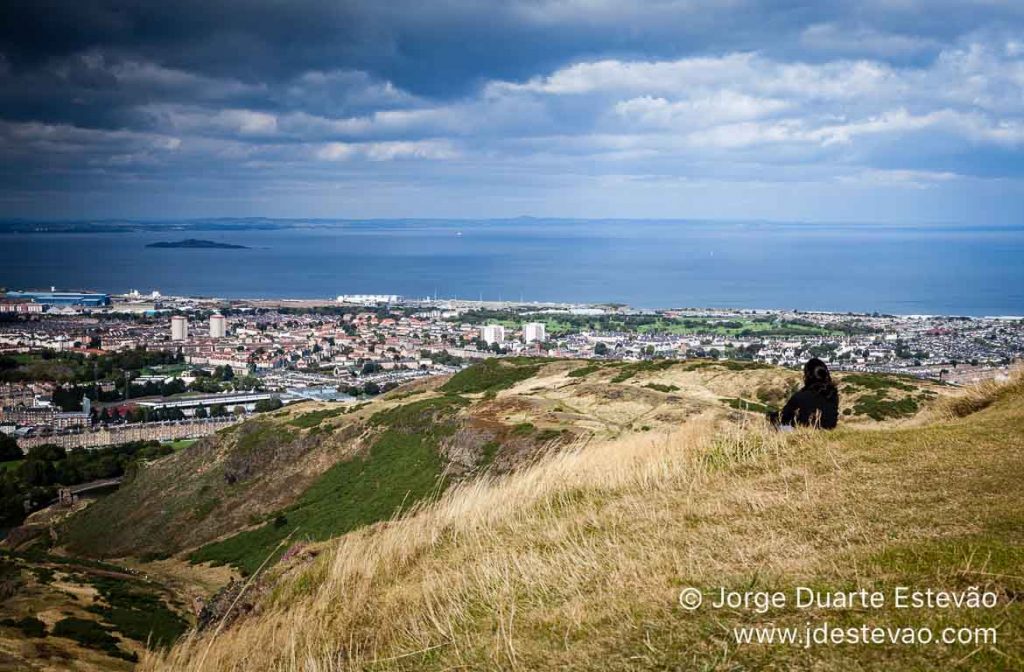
[768,358,840,429]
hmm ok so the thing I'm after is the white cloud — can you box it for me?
[281,107,464,138]
[284,69,420,111]
[480,41,1024,160]
[0,119,181,151]
[363,140,458,161]
[117,39,1024,172]
[613,92,790,128]
[490,53,896,100]
[315,139,457,162]
[141,106,279,137]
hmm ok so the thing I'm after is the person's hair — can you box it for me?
[803,357,837,398]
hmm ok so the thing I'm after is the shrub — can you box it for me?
[1,616,46,637]
[851,393,919,420]
[84,575,188,649]
[288,408,345,429]
[684,360,771,372]
[441,359,541,394]
[52,617,135,661]
[511,423,536,436]
[535,429,566,442]
[567,364,601,378]
[253,398,283,413]
[841,373,917,392]
[478,441,501,469]
[721,397,776,414]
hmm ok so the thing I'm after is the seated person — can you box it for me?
[767,357,839,430]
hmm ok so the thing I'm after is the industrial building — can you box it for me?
[481,324,506,345]
[336,294,400,305]
[134,391,279,415]
[210,314,227,338]
[523,322,547,343]
[5,291,110,307]
[170,315,189,341]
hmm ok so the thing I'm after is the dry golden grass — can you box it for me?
[141,373,1024,672]
[936,372,1024,419]
[142,413,789,670]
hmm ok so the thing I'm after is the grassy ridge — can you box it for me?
[143,373,1024,671]
[189,396,468,574]
[60,360,930,565]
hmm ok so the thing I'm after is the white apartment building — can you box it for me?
[210,314,227,338]
[480,324,506,345]
[523,322,547,343]
[170,315,189,341]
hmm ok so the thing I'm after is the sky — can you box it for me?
[1,0,1023,223]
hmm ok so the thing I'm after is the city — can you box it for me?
[2,287,1020,449]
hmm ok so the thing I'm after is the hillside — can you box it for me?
[57,359,944,573]
[132,368,1022,671]
[1,358,961,671]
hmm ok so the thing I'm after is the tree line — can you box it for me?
[0,436,172,527]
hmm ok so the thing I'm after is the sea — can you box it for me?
[2,219,1022,316]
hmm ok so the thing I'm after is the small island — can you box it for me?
[146,239,248,249]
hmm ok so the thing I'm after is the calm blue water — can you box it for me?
[2,220,1022,315]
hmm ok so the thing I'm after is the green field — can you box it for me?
[455,310,838,338]
[634,318,837,337]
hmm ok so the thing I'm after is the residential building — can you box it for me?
[210,314,227,338]
[171,315,188,341]
[481,324,506,345]
[523,322,547,343]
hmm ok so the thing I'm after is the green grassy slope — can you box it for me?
[59,418,318,560]
[189,395,468,574]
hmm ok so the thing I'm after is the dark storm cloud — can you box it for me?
[6,1,1020,97]
[1,1,1023,221]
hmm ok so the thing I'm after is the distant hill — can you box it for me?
[146,238,248,249]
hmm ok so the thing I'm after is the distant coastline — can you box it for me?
[1,221,1020,315]
[146,239,248,249]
